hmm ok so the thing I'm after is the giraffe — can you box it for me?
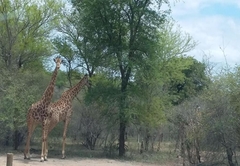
[24,57,62,162]
[43,74,89,159]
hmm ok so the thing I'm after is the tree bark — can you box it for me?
[119,121,126,156]
[118,66,131,157]
[226,147,235,166]
[13,129,22,150]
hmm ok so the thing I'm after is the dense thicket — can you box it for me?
[0,0,63,149]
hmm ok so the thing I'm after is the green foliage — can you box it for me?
[174,67,239,165]
[129,20,200,127]
[85,74,120,122]
[227,66,240,114]
[0,68,51,147]
[168,57,209,105]
[0,0,64,69]
[55,70,68,89]
[68,0,171,74]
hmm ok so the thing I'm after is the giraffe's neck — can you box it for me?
[41,66,59,105]
[61,76,87,102]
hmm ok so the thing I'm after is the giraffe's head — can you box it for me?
[54,56,62,69]
[83,74,91,87]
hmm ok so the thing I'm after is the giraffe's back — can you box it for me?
[48,99,72,122]
[28,100,51,123]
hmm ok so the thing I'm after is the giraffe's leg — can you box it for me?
[24,121,36,159]
[45,123,56,160]
[44,134,49,161]
[45,135,48,161]
[62,119,70,159]
[45,129,53,161]
[40,129,45,162]
[40,123,48,162]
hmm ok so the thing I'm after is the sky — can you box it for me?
[170,0,240,68]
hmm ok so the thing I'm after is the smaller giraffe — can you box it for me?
[24,57,62,162]
[43,74,89,159]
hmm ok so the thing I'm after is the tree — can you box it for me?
[0,0,63,69]
[200,72,239,166]
[128,21,197,151]
[68,0,171,156]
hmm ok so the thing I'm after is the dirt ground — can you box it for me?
[0,153,178,166]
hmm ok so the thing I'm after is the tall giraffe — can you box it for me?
[43,74,89,159]
[24,57,62,162]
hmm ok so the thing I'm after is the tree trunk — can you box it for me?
[226,147,235,166]
[5,134,10,146]
[140,140,144,154]
[119,121,126,156]
[157,133,163,151]
[118,65,131,157]
[13,129,22,150]
[195,138,201,164]
[144,130,150,151]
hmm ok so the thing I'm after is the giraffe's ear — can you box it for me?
[53,55,61,62]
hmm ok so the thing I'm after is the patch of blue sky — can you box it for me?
[201,3,240,18]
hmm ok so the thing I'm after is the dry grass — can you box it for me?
[0,140,193,166]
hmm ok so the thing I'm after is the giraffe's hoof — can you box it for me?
[44,158,48,161]
[61,156,66,159]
